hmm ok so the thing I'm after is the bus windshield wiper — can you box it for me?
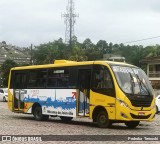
[135,74,150,95]
[129,73,135,95]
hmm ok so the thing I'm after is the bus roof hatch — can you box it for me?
[53,60,76,64]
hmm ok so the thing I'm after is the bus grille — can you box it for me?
[130,113,151,119]
[127,95,152,107]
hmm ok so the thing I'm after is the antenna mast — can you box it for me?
[62,0,78,49]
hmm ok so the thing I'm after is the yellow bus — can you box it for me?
[8,60,156,128]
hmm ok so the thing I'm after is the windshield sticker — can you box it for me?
[112,66,134,74]
[133,69,139,74]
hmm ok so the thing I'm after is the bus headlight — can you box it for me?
[117,98,130,109]
[151,104,156,109]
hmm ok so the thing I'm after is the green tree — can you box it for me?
[85,47,103,61]
[108,42,113,54]
[143,45,160,58]
[0,59,17,87]
[33,42,59,64]
[54,38,70,59]
[96,40,108,53]
[120,45,144,66]
[82,38,95,49]
[69,45,87,61]
[33,39,70,64]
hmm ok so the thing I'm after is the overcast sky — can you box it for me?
[0,0,160,47]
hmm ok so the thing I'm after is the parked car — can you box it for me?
[0,88,8,102]
[156,95,160,114]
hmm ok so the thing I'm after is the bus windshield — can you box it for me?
[111,66,154,96]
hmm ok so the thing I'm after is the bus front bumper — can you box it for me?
[117,106,156,122]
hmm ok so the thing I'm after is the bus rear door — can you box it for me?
[13,72,27,111]
[78,69,91,116]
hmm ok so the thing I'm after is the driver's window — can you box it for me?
[92,65,115,97]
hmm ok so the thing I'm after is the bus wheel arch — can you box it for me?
[32,103,49,121]
[92,106,111,128]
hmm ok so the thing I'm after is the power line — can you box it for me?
[123,35,160,44]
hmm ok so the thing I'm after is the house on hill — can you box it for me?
[140,56,160,96]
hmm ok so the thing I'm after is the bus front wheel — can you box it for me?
[33,106,49,121]
[125,121,140,128]
[96,111,111,128]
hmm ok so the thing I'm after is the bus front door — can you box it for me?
[78,69,91,116]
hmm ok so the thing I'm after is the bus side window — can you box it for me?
[10,71,15,89]
[47,68,69,88]
[92,65,115,97]
[48,78,57,87]
[36,70,47,87]
[27,69,47,88]
[14,72,27,89]
[28,71,37,88]
[69,68,78,88]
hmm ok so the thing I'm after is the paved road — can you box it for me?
[0,101,160,144]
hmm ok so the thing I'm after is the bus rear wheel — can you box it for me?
[60,116,73,122]
[96,111,111,128]
[125,121,140,129]
[33,106,49,121]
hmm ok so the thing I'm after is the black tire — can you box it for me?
[33,106,49,121]
[125,121,140,129]
[60,116,73,122]
[96,111,111,128]
[156,106,159,114]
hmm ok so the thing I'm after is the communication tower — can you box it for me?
[62,0,79,49]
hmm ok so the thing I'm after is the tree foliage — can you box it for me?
[31,37,160,68]
[69,45,87,61]
[0,59,17,87]
[32,39,69,64]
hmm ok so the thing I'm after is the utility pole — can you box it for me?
[62,0,79,49]
[30,44,33,65]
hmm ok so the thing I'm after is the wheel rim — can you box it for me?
[99,115,107,124]
[35,108,41,118]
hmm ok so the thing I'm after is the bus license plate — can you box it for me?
[138,112,145,116]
